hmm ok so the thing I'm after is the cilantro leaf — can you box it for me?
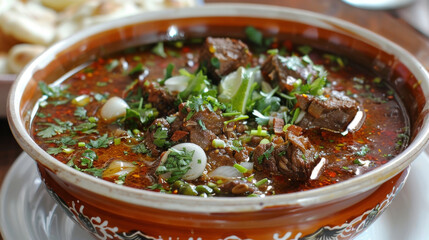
[89,134,112,148]
[74,122,97,134]
[38,82,68,98]
[298,45,312,55]
[151,42,167,58]
[132,142,151,155]
[156,147,194,184]
[147,183,165,191]
[125,106,158,126]
[153,127,169,148]
[245,26,263,46]
[252,110,270,126]
[254,87,281,115]
[37,120,70,138]
[60,136,77,146]
[105,59,119,72]
[178,70,208,100]
[127,63,145,76]
[82,168,104,178]
[159,63,175,86]
[231,139,244,152]
[47,147,64,155]
[74,107,87,119]
[37,124,63,138]
[80,149,98,168]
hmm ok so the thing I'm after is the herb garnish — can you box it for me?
[36,119,72,138]
[89,134,112,148]
[74,107,87,120]
[105,59,119,72]
[132,142,151,155]
[80,149,97,168]
[153,127,169,148]
[156,148,194,184]
[152,42,167,58]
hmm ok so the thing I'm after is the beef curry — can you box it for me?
[31,27,409,197]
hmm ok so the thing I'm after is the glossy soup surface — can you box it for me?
[31,31,409,197]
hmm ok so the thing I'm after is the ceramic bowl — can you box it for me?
[7,3,429,240]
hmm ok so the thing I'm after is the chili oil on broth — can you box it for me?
[30,37,409,197]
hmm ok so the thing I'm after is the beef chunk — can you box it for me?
[207,149,237,171]
[253,143,278,174]
[168,106,226,150]
[261,54,323,93]
[142,81,176,116]
[183,109,225,150]
[190,109,224,135]
[279,125,319,181]
[199,37,252,82]
[296,90,359,133]
[252,125,319,182]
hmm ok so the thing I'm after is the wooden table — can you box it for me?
[1,0,428,239]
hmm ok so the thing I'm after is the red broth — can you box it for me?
[30,36,409,197]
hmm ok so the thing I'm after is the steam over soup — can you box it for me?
[31,28,409,197]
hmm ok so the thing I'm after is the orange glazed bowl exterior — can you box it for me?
[7,4,429,240]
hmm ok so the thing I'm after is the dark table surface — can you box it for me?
[1,0,429,239]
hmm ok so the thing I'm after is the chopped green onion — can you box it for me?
[78,142,86,147]
[290,108,301,124]
[292,79,303,89]
[267,49,279,55]
[283,124,292,132]
[114,138,121,145]
[233,163,248,173]
[212,139,226,148]
[62,148,74,154]
[207,182,217,188]
[72,95,91,107]
[250,125,269,137]
[247,193,260,197]
[222,112,242,117]
[259,139,270,144]
[174,41,184,48]
[223,115,249,125]
[255,178,268,187]
[373,77,381,84]
[88,117,98,123]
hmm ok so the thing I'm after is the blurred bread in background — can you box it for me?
[0,0,199,74]
[7,44,45,74]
